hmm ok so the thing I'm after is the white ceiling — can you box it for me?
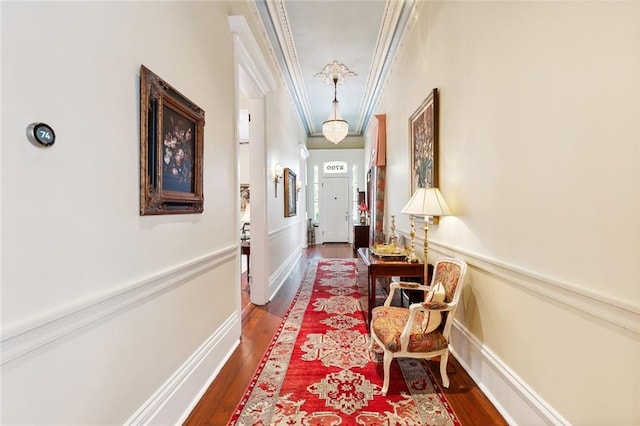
[254,0,415,140]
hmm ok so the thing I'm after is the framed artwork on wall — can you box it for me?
[139,65,205,215]
[284,168,297,217]
[240,184,250,211]
[409,88,439,195]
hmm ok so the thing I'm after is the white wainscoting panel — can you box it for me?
[425,239,638,426]
[451,323,569,426]
[1,245,236,365]
[268,244,303,302]
[125,313,241,425]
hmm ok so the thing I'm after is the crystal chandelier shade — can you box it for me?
[322,77,348,144]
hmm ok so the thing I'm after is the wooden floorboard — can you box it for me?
[184,243,507,425]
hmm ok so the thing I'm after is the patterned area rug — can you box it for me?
[228,259,460,425]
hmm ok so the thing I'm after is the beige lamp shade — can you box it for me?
[401,187,452,217]
[400,187,451,265]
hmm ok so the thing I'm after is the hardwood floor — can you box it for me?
[184,243,507,425]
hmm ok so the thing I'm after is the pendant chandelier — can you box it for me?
[322,77,349,144]
[316,61,355,144]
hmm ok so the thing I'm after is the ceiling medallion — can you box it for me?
[314,61,357,85]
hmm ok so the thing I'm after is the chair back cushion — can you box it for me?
[421,282,445,333]
[432,261,462,303]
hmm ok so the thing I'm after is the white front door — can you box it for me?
[321,176,350,242]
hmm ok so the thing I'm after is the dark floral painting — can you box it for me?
[410,88,438,195]
[162,107,195,193]
[139,65,205,215]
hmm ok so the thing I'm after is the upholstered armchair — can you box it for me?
[369,257,467,396]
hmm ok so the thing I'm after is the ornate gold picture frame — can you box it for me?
[139,65,205,215]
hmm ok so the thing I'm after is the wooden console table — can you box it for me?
[357,247,424,325]
[241,241,250,277]
[353,224,370,253]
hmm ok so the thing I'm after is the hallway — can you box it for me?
[185,244,507,425]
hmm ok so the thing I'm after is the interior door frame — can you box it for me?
[230,16,277,308]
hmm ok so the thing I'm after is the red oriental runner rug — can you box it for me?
[228,259,460,425]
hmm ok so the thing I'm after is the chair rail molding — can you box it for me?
[401,233,640,334]
[268,219,303,239]
[1,245,237,365]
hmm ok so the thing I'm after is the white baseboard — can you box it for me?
[126,239,303,423]
[423,241,586,425]
[267,246,303,302]
[126,312,242,425]
[129,246,304,424]
[451,322,569,425]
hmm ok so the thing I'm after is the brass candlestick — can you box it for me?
[406,215,421,263]
[391,215,396,236]
[388,215,398,246]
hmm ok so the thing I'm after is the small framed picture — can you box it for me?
[284,168,297,217]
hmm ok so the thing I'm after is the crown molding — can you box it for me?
[254,0,415,138]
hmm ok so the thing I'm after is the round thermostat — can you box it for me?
[27,122,56,147]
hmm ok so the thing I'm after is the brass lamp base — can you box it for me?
[405,215,422,263]
[406,251,421,263]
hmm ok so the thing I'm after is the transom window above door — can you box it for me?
[323,161,348,174]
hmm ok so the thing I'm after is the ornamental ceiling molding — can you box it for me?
[264,0,317,133]
[255,0,415,138]
[356,0,408,131]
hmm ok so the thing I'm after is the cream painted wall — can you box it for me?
[2,1,230,327]
[1,1,303,424]
[265,86,308,275]
[374,1,639,424]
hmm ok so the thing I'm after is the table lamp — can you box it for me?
[400,188,452,269]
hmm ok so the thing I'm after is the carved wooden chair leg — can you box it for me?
[440,350,450,388]
[381,351,393,396]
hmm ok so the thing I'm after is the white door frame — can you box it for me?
[320,176,351,242]
[299,145,310,246]
[229,16,277,307]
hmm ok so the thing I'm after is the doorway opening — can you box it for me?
[230,14,278,320]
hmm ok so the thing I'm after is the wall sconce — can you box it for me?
[274,162,283,197]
